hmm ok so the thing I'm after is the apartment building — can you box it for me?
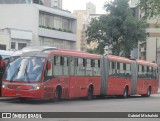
[130,0,160,62]
[0,3,76,50]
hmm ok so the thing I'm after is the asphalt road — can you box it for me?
[0,94,160,121]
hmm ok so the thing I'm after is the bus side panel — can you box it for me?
[68,76,101,98]
[136,79,157,95]
[107,77,131,95]
[142,79,152,94]
[87,76,101,96]
[154,78,159,94]
[59,76,70,99]
[136,79,144,94]
[69,76,94,98]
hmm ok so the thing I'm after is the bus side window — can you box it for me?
[53,56,63,76]
[93,59,100,76]
[153,67,157,79]
[76,58,85,76]
[91,59,95,67]
[63,56,69,76]
[60,57,64,66]
[109,61,116,76]
[116,62,120,76]
[119,63,124,77]
[138,65,144,78]
[123,63,126,71]
[54,56,58,65]
[98,60,100,67]
[83,58,86,67]
[44,57,54,81]
[126,63,131,77]
[86,59,92,76]
[46,60,53,79]
[69,57,75,76]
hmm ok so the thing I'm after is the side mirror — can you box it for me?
[47,61,51,70]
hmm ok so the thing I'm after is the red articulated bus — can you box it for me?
[1,47,159,101]
[102,55,159,97]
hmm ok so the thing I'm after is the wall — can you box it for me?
[0,32,10,50]
[0,4,39,45]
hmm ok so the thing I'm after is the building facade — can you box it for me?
[86,2,96,14]
[0,28,32,50]
[0,3,76,50]
[73,10,89,51]
[43,0,62,8]
[130,0,160,62]
[74,2,98,51]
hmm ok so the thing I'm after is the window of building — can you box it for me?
[39,12,72,32]
[39,37,72,50]
[18,43,27,50]
[11,42,16,49]
[0,44,6,50]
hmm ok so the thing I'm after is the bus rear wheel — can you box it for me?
[87,86,93,100]
[142,87,151,97]
[18,97,27,102]
[54,88,62,102]
[122,87,128,98]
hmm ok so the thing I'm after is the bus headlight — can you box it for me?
[2,82,7,89]
[32,84,41,90]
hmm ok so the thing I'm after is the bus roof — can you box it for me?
[106,55,133,63]
[18,48,101,59]
[136,59,157,67]
[11,46,57,56]
[48,49,101,59]
[0,50,14,59]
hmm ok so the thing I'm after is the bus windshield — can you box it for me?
[4,57,45,82]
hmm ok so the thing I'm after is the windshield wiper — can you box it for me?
[24,64,30,83]
[10,65,20,82]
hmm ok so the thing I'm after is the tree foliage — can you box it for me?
[86,0,146,57]
[139,0,160,18]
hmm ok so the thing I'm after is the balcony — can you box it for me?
[38,27,76,41]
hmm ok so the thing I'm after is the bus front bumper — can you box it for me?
[2,88,44,99]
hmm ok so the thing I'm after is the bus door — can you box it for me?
[43,60,55,99]
[131,61,137,95]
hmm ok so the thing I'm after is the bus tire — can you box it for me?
[147,87,151,97]
[18,97,26,102]
[54,87,62,102]
[122,87,128,98]
[87,86,93,100]
[142,87,151,97]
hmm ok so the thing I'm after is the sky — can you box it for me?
[63,0,109,14]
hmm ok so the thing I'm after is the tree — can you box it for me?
[86,0,146,57]
[139,0,160,18]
